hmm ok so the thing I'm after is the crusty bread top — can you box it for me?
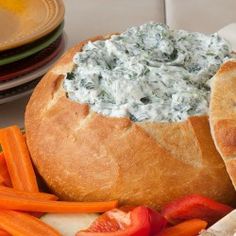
[25,36,236,209]
[210,59,236,190]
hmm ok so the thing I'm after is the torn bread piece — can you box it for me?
[210,59,236,190]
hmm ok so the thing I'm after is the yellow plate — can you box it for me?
[0,0,64,52]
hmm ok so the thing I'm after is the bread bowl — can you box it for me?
[25,23,236,210]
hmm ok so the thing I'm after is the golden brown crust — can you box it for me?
[210,59,236,190]
[217,60,236,75]
[25,37,236,209]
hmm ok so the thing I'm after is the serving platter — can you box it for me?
[0,33,67,92]
[0,77,41,105]
[0,0,64,52]
[0,35,64,82]
[0,23,64,66]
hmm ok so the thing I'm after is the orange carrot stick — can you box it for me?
[0,126,39,192]
[0,176,4,185]
[0,186,58,218]
[0,229,10,236]
[29,212,46,218]
[0,194,118,213]
[0,153,11,187]
[0,185,58,201]
[158,219,207,236]
[0,210,61,236]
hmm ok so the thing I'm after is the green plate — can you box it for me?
[0,23,64,66]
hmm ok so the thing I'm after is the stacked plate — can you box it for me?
[0,0,65,104]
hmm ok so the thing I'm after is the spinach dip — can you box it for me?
[63,23,233,122]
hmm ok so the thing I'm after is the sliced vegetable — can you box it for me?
[30,212,46,218]
[0,210,61,236]
[0,229,10,236]
[0,185,57,218]
[76,206,151,236]
[0,194,118,213]
[0,176,4,185]
[148,208,167,235]
[0,126,39,192]
[78,209,126,233]
[118,205,167,234]
[0,185,58,201]
[157,219,207,236]
[161,194,233,225]
[0,153,11,187]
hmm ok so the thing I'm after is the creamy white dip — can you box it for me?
[63,23,233,122]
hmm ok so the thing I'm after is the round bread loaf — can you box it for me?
[25,35,236,210]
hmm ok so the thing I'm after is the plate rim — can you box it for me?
[0,32,67,91]
[0,0,65,52]
[0,87,34,105]
[0,23,64,66]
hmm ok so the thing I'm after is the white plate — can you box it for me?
[0,33,67,92]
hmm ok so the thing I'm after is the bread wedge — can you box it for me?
[210,59,236,191]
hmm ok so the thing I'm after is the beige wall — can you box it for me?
[64,0,236,47]
[64,0,165,48]
[165,0,236,33]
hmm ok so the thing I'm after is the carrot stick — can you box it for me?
[0,176,4,185]
[0,126,39,192]
[0,185,58,201]
[158,219,207,236]
[0,229,10,236]
[0,184,58,218]
[0,210,61,236]
[0,153,11,187]
[0,185,58,218]
[0,194,118,213]
[30,212,46,218]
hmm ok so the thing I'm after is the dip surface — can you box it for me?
[63,23,233,122]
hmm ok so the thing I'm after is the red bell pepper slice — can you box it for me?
[76,206,166,236]
[148,208,167,235]
[161,194,233,225]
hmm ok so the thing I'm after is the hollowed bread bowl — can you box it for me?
[25,35,236,210]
